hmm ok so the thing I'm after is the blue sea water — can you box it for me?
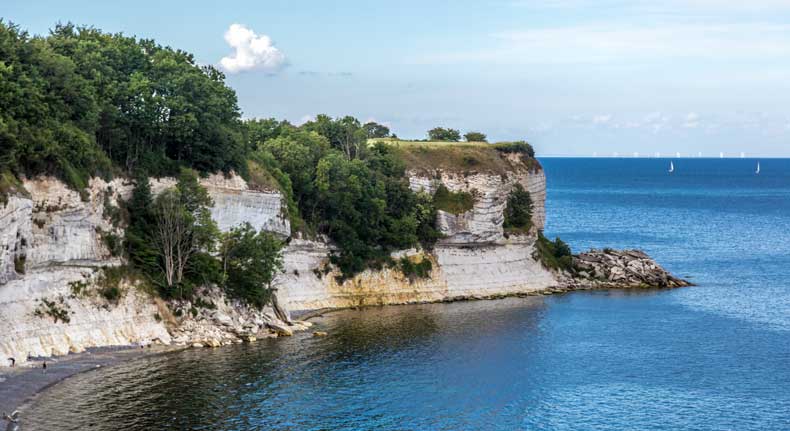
[24,158,790,431]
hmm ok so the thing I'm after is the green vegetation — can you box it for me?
[381,140,536,175]
[13,255,26,274]
[503,184,533,234]
[364,121,391,139]
[3,21,541,291]
[123,171,284,306]
[464,131,487,142]
[398,256,433,282]
[33,296,71,323]
[493,141,536,159]
[427,127,461,142]
[0,171,29,205]
[534,232,573,271]
[433,185,475,214]
[0,21,245,189]
[219,223,284,308]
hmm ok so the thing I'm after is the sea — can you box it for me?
[23,158,790,430]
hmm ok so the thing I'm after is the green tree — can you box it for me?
[1,21,247,185]
[219,223,284,307]
[427,127,461,142]
[302,114,367,160]
[503,184,533,232]
[363,121,390,139]
[148,169,219,298]
[244,118,292,152]
[464,131,487,142]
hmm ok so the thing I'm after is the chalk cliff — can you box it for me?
[0,174,292,366]
[275,164,555,310]
[0,156,687,365]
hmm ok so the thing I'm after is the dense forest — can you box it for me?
[0,22,544,306]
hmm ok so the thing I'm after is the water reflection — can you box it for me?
[24,297,547,431]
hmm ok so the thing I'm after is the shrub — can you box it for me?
[433,185,475,214]
[503,184,533,233]
[97,266,129,304]
[33,296,71,323]
[494,141,535,158]
[534,232,573,271]
[399,256,433,282]
[220,223,284,308]
[69,280,89,298]
[464,131,487,142]
[99,230,124,257]
[427,127,461,142]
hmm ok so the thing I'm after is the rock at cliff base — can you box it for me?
[571,249,691,289]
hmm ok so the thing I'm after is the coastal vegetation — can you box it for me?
[534,233,573,271]
[427,127,461,142]
[0,21,546,305]
[503,184,533,234]
[433,185,475,214]
[463,131,487,142]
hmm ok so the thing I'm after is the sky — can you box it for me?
[5,0,790,157]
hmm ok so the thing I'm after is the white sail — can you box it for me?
[756,162,760,175]
[669,161,674,173]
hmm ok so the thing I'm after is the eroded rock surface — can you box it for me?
[570,249,691,289]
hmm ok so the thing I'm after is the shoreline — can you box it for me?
[0,278,691,419]
[0,344,187,418]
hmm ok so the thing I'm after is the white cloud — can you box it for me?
[593,114,612,125]
[220,24,286,74]
[683,112,700,128]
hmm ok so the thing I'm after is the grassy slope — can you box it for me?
[372,139,540,175]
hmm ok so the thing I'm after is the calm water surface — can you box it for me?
[25,158,790,430]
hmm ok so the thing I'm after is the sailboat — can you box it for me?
[669,161,674,174]
[756,161,761,175]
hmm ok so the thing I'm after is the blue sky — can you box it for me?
[5,0,790,156]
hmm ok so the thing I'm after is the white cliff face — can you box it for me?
[0,172,289,365]
[201,173,290,238]
[276,238,557,311]
[150,173,290,238]
[0,195,32,285]
[408,166,546,244]
[276,165,557,311]
[0,267,171,365]
[23,177,129,268]
[0,164,557,364]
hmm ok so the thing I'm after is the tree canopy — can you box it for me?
[427,127,461,142]
[0,21,246,188]
[3,21,540,285]
[464,131,487,142]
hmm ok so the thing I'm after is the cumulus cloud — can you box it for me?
[220,24,286,74]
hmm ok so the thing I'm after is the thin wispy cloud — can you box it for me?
[416,23,790,65]
[220,24,286,74]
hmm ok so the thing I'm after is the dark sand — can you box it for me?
[0,345,182,417]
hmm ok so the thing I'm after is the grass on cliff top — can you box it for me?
[372,138,540,175]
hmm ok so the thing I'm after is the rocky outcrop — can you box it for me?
[166,289,311,347]
[569,249,691,289]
